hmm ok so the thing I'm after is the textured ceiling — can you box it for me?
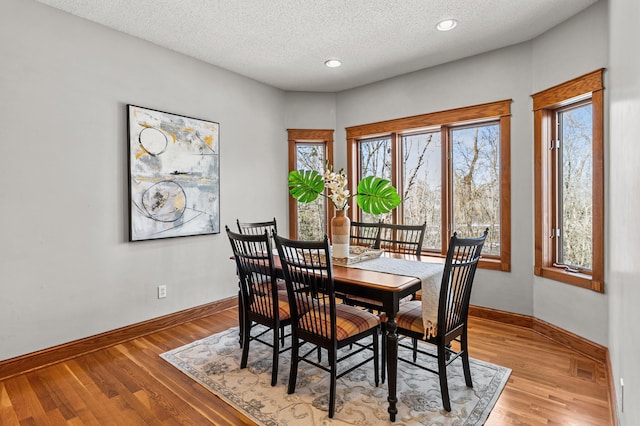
[36,0,598,92]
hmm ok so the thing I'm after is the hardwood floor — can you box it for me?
[0,307,612,425]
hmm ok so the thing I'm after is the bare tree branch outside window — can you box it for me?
[296,144,326,240]
[451,123,501,255]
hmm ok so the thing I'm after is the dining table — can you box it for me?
[273,251,444,422]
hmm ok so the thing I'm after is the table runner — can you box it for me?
[346,257,444,338]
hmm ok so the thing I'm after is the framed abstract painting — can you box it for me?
[127,105,220,241]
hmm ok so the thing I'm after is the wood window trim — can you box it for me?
[346,100,512,272]
[532,69,605,293]
[287,129,334,239]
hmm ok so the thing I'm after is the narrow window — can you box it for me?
[532,69,604,292]
[554,102,593,271]
[287,129,334,240]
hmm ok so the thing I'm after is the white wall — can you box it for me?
[284,92,337,130]
[0,0,288,361]
[608,0,640,422]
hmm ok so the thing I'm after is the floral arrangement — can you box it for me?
[288,165,401,215]
[323,167,351,210]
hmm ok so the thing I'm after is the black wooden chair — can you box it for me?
[377,222,426,255]
[345,222,426,313]
[349,220,381,248]
[226,226,292,387]
[274,234,380,418]
[236,217,278,236]
[385,229,488,411]
[235,218,284,346]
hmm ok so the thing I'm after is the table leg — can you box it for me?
[386,315,398,421]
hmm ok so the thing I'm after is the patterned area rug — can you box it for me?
[161,327,510,425]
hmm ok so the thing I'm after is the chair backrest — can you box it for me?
[350,221,381,248]
[378,222,426,255]
[437,228,488,338]
[274,234,336,343]
[226,226,280,321]
[236,218,278,236]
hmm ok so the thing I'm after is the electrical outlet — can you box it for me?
[158,285,167,299]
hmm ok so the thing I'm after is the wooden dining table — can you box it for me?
[273,251,443,422]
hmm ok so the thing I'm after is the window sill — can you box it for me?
[536,266,603,293]
[480,257,510,272]
[420,253,509,272]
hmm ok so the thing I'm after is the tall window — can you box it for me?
[402,131,442,250]
[347,100,511,271]
[287,129,334,240]
[555,102,593,270]
[450,123,501,256]
[359,136,392,223]
[532,69,604,292]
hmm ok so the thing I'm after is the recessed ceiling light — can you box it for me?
[436,19,457,32]
[324,59,342,68]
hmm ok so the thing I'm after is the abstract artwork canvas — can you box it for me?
[128,105,220,241]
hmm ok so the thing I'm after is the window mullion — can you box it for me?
[441,126,450,256]
[391,132,400,224]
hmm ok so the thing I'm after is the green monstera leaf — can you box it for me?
[288,170,401,215]
[288,170,325,203]
[355,176,402,215]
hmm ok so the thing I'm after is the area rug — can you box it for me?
[161,326,510,425]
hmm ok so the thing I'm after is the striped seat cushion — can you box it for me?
[381,300,431,336]
[250,275,287,291]
[251,290,292,321]
[299,303,380,341]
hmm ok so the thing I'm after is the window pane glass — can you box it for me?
[401,132,442,250]
[359,137,392,223]
[558,104,592,269]
[296,143,326,240]
[451,123,500,255]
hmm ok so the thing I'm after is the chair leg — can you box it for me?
[328,348,337,418]
[412,337,418,362]
[240,320,251,369]
[287,335,299,394]
[238,289,244,348]
[271,324,280,387]
[437,342,451,412]
[461,333,473,387]
[373,330,379,387]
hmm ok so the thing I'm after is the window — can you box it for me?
[532,69,604,292]
[346,100,511,271]
[359,136,392,223]
[402,131,442,250]
[287,129,334,240]
[451,123,501,256]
